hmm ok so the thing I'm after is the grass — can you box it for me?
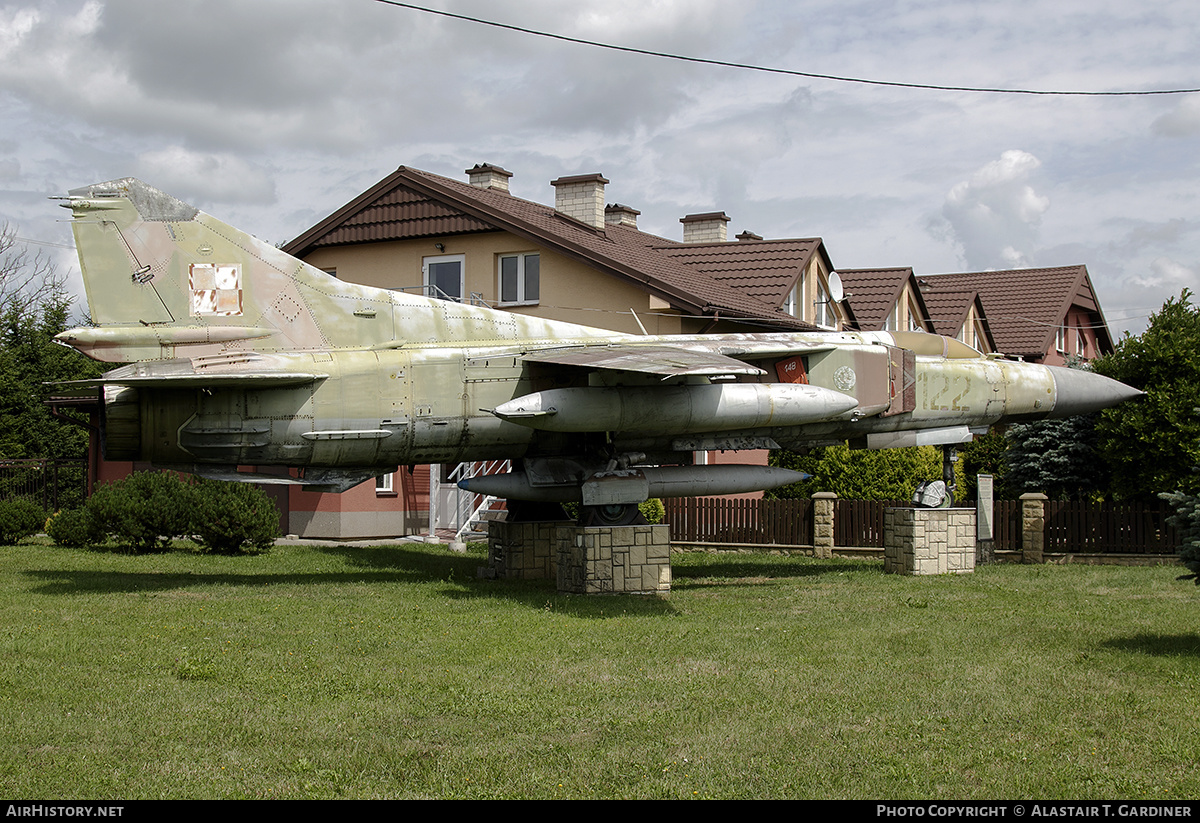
[1,539,1197,799]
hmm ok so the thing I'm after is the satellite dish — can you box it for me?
[828,271,844,303]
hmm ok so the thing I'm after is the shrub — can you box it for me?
[85,471,196,553]
[769,443,943,501]
[560,498,665,525]
[45,507,105,548]
[0,497,46,544]
[638,498,665,524]
[188,478,280,555]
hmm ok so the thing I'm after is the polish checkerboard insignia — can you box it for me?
[189,264,243,316]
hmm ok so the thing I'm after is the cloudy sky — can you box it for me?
[1,0,1197,337]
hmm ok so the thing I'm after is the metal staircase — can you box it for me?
[443,459,510,543]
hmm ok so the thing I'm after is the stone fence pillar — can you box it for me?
[812,492,836,559]
[1020,493,1047,564]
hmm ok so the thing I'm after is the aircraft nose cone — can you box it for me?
[1047,366,1143,417]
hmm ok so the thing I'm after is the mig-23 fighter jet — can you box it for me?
[54,179,1141,524]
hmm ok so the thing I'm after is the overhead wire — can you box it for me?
[14,236,74,250]
[372,0,1200,97]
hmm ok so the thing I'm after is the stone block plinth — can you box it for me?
[884,508,977,575]
[556,524,672,594]
[486,520,571,580]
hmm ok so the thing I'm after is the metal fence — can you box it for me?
[0,458,89,511]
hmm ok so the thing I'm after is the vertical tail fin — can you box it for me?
[61,178,402,362]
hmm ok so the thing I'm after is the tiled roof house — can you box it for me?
[919,287,996,354]
[283,164,849,336]
[917,266,1113,364]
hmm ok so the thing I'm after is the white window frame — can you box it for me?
[975,320,989,352]
[884,303,900,332]
[375,472,394,494]
[907,298,922,332]
[1075,327,1087,358]
[1056,325,1067,353]
[423,254,465,302]
[497,252,540,306]
[813,278,836,329]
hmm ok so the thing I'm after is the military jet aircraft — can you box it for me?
[55,178,1140,524]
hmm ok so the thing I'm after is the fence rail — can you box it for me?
[0,458,89,511]
[835,499,906,548]
[665,496,1181,554]
[665,497,812,545]
[1044,500,1178,554]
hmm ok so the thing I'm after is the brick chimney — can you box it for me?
[605,203,640,229]
[680,212,730,243]
[550,173,609,229]
[465,163,513,192]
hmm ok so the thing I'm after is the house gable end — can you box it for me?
[283,172,498,256]
[838,268,931,332]
[918,265,1112,362]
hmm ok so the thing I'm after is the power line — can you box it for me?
[372,0,1200,97]
[15,236,74,250]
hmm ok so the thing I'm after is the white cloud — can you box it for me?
[1151,97,1200,138]
[937,150,1050,270]
[0,6,38,58]
[1133,256,1197,290]
[134,148,275,206]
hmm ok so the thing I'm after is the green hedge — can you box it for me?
[0,498,46,545]
[45,472,280,554]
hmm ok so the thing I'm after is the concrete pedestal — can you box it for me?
[884,508,977,575]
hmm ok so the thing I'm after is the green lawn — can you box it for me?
[1,541,1197,799]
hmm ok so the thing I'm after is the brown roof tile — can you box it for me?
[920,288,977,335]
[837,268,923,331]
[289,179,496,246]
[919,289,996,351]
[917,266,1110,358]
[656,238,824,307]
